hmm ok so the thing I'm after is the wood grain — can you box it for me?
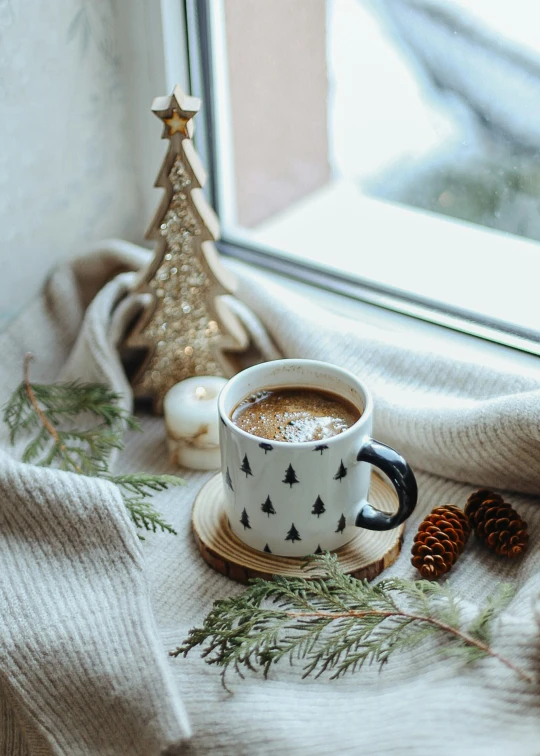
[192,472,404,584]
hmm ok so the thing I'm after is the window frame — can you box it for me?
[185,0,540,357]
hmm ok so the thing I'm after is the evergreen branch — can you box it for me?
[3,355,180,537]
[107,474,185,538]
[123,496,178,536]
[4,355,139,443]
[108,473,186,497]
[4,382,37,443]
[173,553,532,686]
[23,355,64,448]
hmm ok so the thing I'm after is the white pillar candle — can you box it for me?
[164,376,228,470]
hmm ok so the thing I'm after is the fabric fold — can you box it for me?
[0,451,190,756]
[0,239,538,755]
[231,262,540,493]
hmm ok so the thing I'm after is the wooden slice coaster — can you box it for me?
[192,472,404,584]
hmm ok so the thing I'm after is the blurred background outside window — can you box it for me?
[212,0,540,338]
[2,0,540,344]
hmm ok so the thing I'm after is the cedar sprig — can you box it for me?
[3,355,182,537]
[5,376,140,439]
[109,474,183,534]
[173,552,532,686]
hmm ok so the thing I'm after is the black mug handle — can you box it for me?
[355,438,418,531]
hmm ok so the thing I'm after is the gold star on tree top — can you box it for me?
[152,85,201,139]
[164,111,191,137]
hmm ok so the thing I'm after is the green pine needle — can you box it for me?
[3,355,181,537]
[173,553,532,687]
[107,473,185,536]
[122,495,179,535]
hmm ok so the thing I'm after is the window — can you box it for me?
[188,0,540,354]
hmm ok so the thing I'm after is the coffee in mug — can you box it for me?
[231,386,361,443]
[218,359,417,558]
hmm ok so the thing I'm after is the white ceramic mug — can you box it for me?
[218,359,417,557]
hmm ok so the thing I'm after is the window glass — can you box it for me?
[208,0,540,338]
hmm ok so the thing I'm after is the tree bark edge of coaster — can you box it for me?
[192,473,404,584]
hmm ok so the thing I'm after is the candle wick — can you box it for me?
[195,387,207,400]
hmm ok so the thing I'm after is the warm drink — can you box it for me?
[220,359,418,558]
[231,386,361,442]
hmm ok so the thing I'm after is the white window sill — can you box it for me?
[223,178,540,348]
[228,255,540,378]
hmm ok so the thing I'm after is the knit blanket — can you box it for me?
[0,240,538,756]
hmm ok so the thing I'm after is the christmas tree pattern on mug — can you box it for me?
[282,464,299,488]
[225,467,234,491]
[313,444,328,455]
[312,495,326,517]
[264,543,272,553]
[285,523,301,542]
[261,496,276,517]
[240,454,253,478]
[240,508,251,529]
[259,442,273,454]
[334,460,347,481]
[335,514,346,533]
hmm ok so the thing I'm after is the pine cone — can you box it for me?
[465,489,528,558]
[411,505,471,579]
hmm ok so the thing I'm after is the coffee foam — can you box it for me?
[231,387,361,442]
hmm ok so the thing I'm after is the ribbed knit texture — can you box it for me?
[0,454,190,756]
[0,241,190,756]
[1,241,538,755]
[231,262,540,495]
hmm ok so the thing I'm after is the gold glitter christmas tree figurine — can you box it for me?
[125,86,248,412]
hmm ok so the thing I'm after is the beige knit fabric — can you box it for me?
[0,241,539,755]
